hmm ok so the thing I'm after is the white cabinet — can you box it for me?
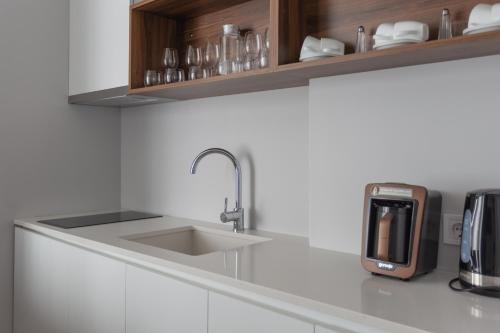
[14,228,126,333]
[69,0,129,96]
[126,264,208,333]
[65,243,126,333]
[14,227,365,333]
[14,228,69,333]
[208,292,314,333]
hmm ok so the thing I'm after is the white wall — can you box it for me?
[122,55,500,272]
[122,87,309,236]
[0,1,121,332]
[309,55,500,271]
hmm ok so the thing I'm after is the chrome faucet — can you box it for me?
[190,148,244,232]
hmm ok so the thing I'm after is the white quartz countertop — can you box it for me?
[15,214,500,333]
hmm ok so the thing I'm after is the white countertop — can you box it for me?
[15,214,500,333]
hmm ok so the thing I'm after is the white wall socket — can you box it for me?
[442,213,463,246]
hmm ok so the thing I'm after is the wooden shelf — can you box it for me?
[131,0,255,18]
[131,30,500,100]
[129,0,500,101]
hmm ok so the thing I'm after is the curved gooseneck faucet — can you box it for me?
[190,148,244,232]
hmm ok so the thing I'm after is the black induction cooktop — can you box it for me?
[38,211,162,229]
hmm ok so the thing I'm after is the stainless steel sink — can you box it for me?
[123,226,269,256]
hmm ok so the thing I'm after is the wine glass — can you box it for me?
[162,48,173,69]
[186,45,203,80]
[167,48,179,68]
[244,31,262,71]
[186,45,202,67]
[204,40,218,77]
[162,48,179,84]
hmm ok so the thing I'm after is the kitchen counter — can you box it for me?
[15,214,500,333]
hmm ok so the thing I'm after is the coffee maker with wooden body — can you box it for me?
[361,183,442,280]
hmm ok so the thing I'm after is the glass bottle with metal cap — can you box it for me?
[219,24,240,75]
[355,26,367,53]
[438,9,453,40]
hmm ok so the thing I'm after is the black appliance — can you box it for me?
[455,190,500,297]
[38,211,162,229]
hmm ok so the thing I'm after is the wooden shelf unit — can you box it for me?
[129,0,500,100]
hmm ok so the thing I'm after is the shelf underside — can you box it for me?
[130,30,500,100]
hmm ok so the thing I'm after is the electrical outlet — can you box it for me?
[443,214,463,245]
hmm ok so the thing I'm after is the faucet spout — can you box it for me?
[190,148,244,232]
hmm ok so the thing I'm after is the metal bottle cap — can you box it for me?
[223,24,240,35]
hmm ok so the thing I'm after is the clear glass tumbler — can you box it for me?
[144,69,158,87]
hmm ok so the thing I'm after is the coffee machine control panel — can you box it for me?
[372,186,413,198]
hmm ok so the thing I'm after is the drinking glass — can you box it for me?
[167,48,179,68]
[186,45,203,80]
[165,68,178,83]
[157,71,165,85]
[259,29,270,69]
[186,45,202,67]
[233,36,245,73]
[264,28,270,50]
[162,48,174,68]
[188,66,202,80]
[177,69,186,82]
[214,42,221,75]
[244,31,262,71]
[144,69,158,86]
[202,67,211,79]
[204,40,218,77]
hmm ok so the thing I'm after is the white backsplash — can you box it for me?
[308,54,500,271]
[122,87,309,236]
[122,54,500,272]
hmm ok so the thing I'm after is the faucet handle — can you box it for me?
[223,197,228,214]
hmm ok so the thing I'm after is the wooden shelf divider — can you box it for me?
[129,0,500,101]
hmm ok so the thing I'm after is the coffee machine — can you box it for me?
[361,183,442,280]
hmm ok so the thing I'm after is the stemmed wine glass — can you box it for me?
[244,31,262,71]
[186,45,202,80]
[203,40,219,78]
[162,48,179,83]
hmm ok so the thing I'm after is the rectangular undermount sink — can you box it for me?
[123,226,270,256]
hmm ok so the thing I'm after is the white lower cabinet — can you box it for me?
[14,228,69,333]
[14,228,125,333]
[126,264,208,333]
[14,227,360,333]
[64,243,126,333]
[208,292,314,333]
